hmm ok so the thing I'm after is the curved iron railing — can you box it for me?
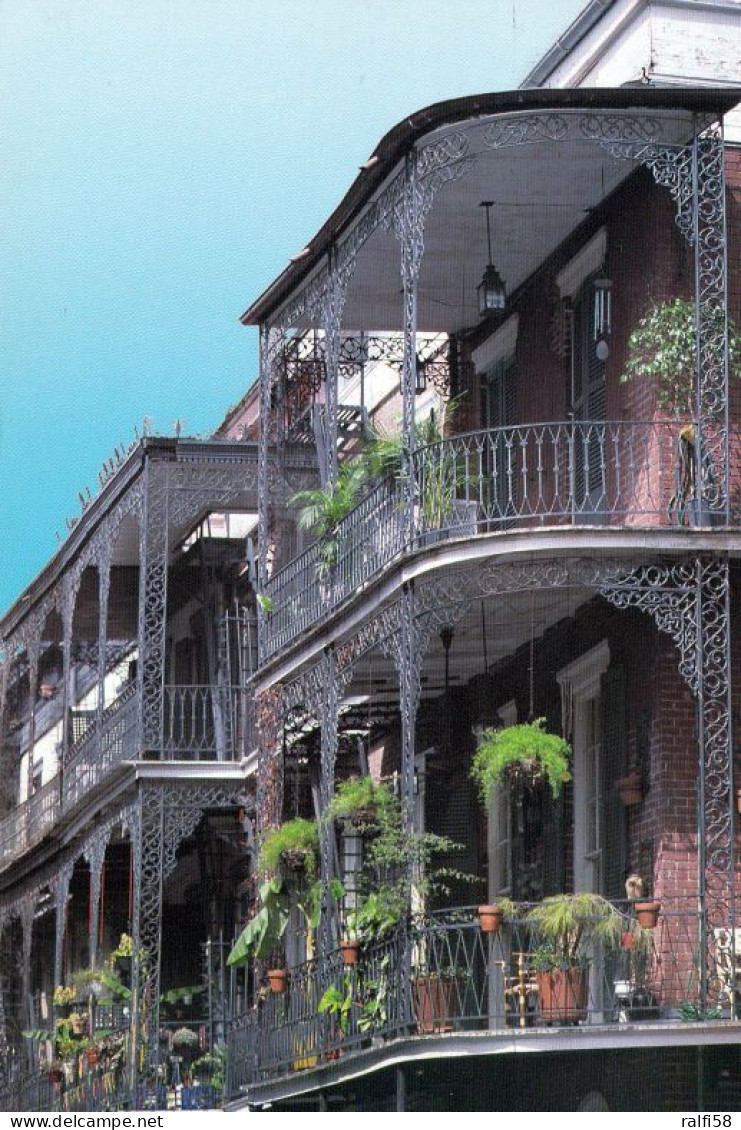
[261,419,718,657]
[227,897,713,1090]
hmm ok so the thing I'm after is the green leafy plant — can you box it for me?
[191,1045,226,1091]
[471,718,571,803]
[256,593,274,613]
[352,785,480,942]
[227,877,291,967]
[318,982,354,1036]
[621,298,741,415]
[325,777,395,828]
[291,461,367,577]
[53,985,76,1008]
[160,985,206,1006]
[678,1001,723,1022]
[111,932,133,959]
[257,817,319,878]
[525,892,624,968]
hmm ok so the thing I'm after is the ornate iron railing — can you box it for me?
[0,778,59,872]
[227,897,719,1088]
[163,684,249,761]
[63,683,138,809]
[261,419,718,656]
[263,476,404,655]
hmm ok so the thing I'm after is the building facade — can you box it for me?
[2,0,741,1115]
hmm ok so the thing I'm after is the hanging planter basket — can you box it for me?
[634,900,661,930]
[477,905,504,934]
[268,969,288,994]
[279,849,308,874]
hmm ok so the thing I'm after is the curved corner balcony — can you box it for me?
[226,896,721,1103]
[261,419,735,658]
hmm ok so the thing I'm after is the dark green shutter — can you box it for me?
[600,664,628,898]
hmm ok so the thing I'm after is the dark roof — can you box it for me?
[240,85,741,326]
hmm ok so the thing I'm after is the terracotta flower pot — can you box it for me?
[86,1048,98,1068]
[634,899,661,929]
[616,772,643,808]
[413,975,457,1033]
[537,966,589,1024]
[478,905,503,934]
[268,968,288,994]
[340,939,361,966]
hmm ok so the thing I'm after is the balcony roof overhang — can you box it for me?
[241,86,741,333]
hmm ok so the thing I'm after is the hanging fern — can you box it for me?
[471,718,571,803]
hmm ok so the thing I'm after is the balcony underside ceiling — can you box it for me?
[273,104,714,334]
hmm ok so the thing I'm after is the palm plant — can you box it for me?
[290,460,367,578]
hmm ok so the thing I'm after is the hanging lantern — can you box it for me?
[477,202,506,317]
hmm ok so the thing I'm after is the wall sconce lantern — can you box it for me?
[477,201,506,317]
[415,352,427,395]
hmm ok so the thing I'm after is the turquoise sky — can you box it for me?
[0,0,587,609]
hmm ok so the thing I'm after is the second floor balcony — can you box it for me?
[261,416,739,657]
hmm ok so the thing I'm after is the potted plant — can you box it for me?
[257,817,319,878]
[53,985,76,1017]
[227,877,291,968]
[339,938,361,966]
[73,968,106,999]
[291,460,367,585]
[171,1026,200,1063]
[614,922,658,1021]
[633,898,661,929]
[525,893,624,1024]
[325,776,395,832]
[111,933,133,982]
[67,1010,87,1037]
[471,718,572,804]
[620,298,741,526]
[477,897,516,935]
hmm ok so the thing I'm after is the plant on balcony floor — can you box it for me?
[620,298,741,524]
[525,892,625,1024]
[291,461,367,581]
[471,718,571,803]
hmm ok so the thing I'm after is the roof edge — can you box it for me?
[239,85,740,327]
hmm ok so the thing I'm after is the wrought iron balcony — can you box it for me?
[0,778,59,872]
[226,897,724,1092]
[261,419,732,658]
[0,682,252,873]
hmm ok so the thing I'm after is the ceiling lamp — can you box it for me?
[477,201,506,317]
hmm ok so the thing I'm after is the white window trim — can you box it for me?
[477,698,518,902]
[472,314,519,375]
[557,641,610,894]
[555,228,607,301]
